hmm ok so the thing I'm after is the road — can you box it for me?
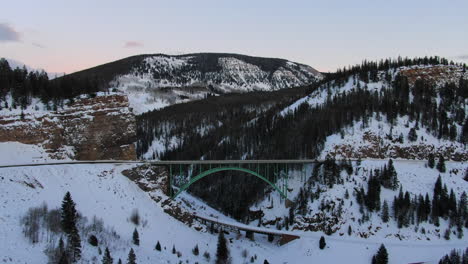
[0,158,456,169]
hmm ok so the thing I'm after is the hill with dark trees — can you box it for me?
[135,56,467,220]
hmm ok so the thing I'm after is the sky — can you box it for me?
[1,0,467,74]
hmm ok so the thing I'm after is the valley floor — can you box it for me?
[0,159,466,263]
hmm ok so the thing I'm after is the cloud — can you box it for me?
[32,42,45,48]
[0,23,21,42]
[124,41,144,48]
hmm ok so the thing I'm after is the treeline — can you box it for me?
[0,58,101,111]
[136,85,310,159]
[438,248,468,264]
[330,55,465,86]
[356,171,467,235]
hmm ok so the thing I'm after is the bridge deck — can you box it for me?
[193,214,300,245]
[0,159,434,169]
[0,159,320,168]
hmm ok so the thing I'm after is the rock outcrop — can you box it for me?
[0,94,136,160]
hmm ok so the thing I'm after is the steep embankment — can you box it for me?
[0,93,136,160]
[280,64,468,160]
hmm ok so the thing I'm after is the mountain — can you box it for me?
[65,53,322,114]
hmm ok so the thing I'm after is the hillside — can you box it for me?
[0,161,466,264]
[65,53,322,114]
[0,92,136,161]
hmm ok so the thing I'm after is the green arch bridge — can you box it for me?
[165,160,314,199]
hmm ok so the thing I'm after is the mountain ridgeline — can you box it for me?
[70,53,322,91]
[0,53,322,113]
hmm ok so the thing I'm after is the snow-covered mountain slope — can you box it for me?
[319,115,468,160]
[67,53,322,114]
[281,64,467,116]
[0,162,466,264]
[280,64,468,161]
[250,160,467,240]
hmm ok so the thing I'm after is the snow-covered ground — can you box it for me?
[251,160,467,238]
[0,162,466,264]
[0,142,72,166]
[319,115,467,160]
[280,78,385,116]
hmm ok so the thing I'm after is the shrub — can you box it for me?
[130,209,140,226]
[319,236,326,249]
[88,235,98,247]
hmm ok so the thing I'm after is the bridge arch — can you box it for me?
[172,166,287,199]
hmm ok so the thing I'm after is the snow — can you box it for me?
[0,161,466,263]
[0,164,220,263]
[280,77,385,116]
[0,142,72,166]
[250,160,467,244]
[319,114,467,160]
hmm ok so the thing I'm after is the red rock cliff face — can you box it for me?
[0,94,136,160]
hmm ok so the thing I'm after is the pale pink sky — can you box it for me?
[1,0,467,74]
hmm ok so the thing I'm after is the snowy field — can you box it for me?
[0,142,72,166]
[0,161,466,263]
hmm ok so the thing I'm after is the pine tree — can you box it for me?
[61,192,77,234]
[58,252,69,264]
[382,200,389,223]
[366,173,381,211]
[127,248,136,264]
[348,225,352,236]
[319,236,326,249]
[132,228,139,246]
[192,244,199,256]
[67,226,81,262]
[215,231,229,264]
[428,153,435,168]
[444,228,451,240]
[387,159,399,190]
[155,241,161,251]
[408,127,417,141]
[436,155,446,173]
[374,244,388,264]
[58,237,65,254]
[102,247,113,264]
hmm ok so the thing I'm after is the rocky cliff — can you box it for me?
[0,94,136,160]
